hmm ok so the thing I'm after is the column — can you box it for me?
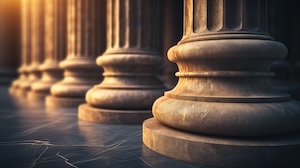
[143,0,300,167]
[45,0,106,107]
[24,0,45,98]
[29,0,67,100]
[78,0,165,124]
[0,0,20,85]
[10,0,31,96]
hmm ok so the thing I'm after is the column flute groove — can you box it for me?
[143,0,300,167]
[78,0,165,124]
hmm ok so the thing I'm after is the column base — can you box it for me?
[27,91,47,101]
[78,104,152,124]
[45,96,86,108]
[143,118,300,168]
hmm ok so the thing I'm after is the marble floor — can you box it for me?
[0,85,210,168]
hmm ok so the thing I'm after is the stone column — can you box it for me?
[24,0,45,99]
[0,0,20,85]
[143,0,300,167]
[78,0,165,124]
[10,0,31,95]
[46,0,106,107]
[29,0,67,100]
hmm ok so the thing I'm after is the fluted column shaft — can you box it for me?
[79,0,165,124]
[28,0,44,81]
[20,0,31,79]
[45,0,106,107]
[29,0,67,99]
[18,0,45,95]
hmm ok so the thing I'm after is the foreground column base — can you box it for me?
[78,104,152,124]
[143,118,300,168]
[46,96,86,108]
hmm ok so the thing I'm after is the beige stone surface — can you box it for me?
[143,118,300,168]
[152,0,300,137]
[79,104,152,124]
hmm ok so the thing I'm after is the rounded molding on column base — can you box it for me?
[143,118,300,168]
[27,91,48,101]
[78,104,152,124]
[45,96,86,108]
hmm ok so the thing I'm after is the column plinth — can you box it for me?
[143,0,300,167]
[78,0,165,124]
[28,0,67,100]
[46,0,106,107]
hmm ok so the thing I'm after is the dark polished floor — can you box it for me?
[0,85,210,168]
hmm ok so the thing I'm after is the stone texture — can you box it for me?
[143,0,300,166]
[79,104,152,124]
[143,118,300,168]
[46,0,106,108]
[78,0,165,124]
[29,0,67,100]
[26,0,46,100]
[152,0,300,137]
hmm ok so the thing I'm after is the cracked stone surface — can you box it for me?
[0,86,208,168]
